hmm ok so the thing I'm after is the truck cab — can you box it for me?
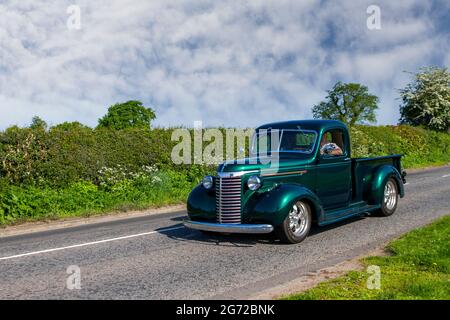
[184,120,406,244]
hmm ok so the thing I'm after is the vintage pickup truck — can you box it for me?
[184,120,406,243]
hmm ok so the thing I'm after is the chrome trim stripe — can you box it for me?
[217,170,258,178]
[261,170,308,177]
[184,220,274,234]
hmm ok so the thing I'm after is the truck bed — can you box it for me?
[351,154,403,203]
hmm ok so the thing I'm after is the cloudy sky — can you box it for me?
[0,0,449,129]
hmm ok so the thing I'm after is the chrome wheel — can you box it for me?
[288,202,309,237]
[384,180,397,210]
[376,178,399,217]
[277,200,312,244]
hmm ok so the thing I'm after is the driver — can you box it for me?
[320,134,343,156]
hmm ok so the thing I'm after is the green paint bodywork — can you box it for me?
[187,120,405,228]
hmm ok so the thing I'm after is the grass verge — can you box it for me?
[284,215,450,300]
[0,169,198,226]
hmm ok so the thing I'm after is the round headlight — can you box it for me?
[202,175,214,189]
[247,175,261,191]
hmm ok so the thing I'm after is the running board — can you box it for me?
[319,204,381,226]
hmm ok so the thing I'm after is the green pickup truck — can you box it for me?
[184,120,406,244]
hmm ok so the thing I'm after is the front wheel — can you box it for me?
[376,178,398,217]
[276,200,312,244]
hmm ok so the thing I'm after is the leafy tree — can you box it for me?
[29,116,47,130]
[97,100,156,130]
[51,121,90,132]
[312,82,379,126]
[399,67,450,132]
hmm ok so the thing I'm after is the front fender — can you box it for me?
[243,184,323,227]
[186,184,216,221]
[369,165,405,205]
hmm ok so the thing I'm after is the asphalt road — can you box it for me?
[0,166,449,299]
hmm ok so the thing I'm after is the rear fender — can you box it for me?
[369,165,405,205]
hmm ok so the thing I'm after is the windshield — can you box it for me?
[251,129,317,155]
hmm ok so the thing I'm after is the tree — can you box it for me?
[29,116,47,130]
[312,82,379,126]
[51,121,90,131]
[399,67,450,132]
[97,100,156,130]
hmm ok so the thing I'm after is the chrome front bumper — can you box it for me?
[184,220,274,234]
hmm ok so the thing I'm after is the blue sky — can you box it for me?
[0,0,449,129]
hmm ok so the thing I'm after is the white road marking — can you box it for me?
[0,225,185,261]
[442,174,450,178]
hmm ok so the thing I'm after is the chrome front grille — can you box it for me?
[216,176,242,224]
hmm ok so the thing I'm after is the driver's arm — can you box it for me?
[330,144,343,155]
[321,143,343,156]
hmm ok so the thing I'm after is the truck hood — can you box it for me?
[218,153,315,174]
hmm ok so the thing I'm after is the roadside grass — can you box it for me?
[284,215,450,300]
[0,169,198,226]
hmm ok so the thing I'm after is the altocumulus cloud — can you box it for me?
[0,0,448,129]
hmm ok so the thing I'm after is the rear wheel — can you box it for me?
[376,178,398,217]
[276,200,312,244]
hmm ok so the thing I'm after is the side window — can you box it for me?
[320,129,345,157]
